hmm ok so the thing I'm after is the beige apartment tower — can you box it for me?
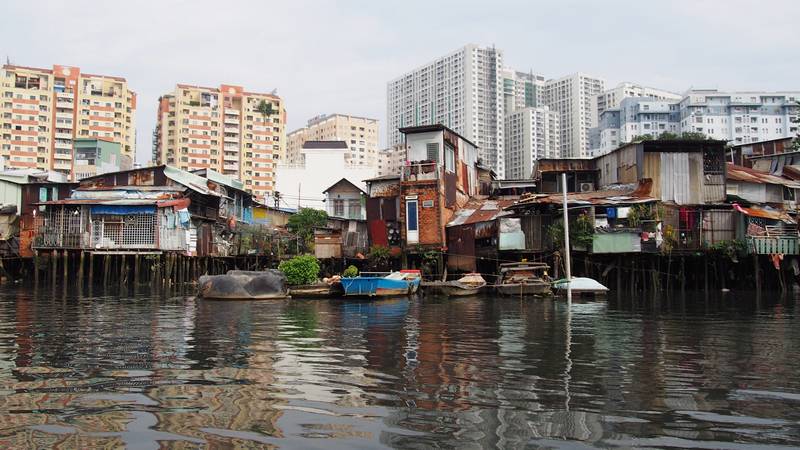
[154,84,286,201]
[0,64,136,178]
[286,114,378,167]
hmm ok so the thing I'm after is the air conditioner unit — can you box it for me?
[579,182,594,192]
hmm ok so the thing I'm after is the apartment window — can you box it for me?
[426,143,439,162]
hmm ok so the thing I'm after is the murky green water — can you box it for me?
[0,287,799,448]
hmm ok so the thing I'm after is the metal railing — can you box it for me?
[401,162,439,181]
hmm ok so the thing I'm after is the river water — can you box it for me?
[0,287,799,449]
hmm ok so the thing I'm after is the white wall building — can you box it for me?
[544,73,605,158]
[501,68,546,114]
[597,82,682,117]
[679,90,800,145]
[286,113,379,167]
[272,141,376,210]
[387,44,505,177]
[376,143,406,177]
[504,106,560,179]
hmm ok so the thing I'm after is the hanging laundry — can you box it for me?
[177,208,191,227]
[770,253,784,270]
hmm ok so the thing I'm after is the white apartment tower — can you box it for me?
[544,73,605,158]
[501,68,546,114]
[387,44,505,176]
[505,106,560,179]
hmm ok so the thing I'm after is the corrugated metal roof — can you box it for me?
[727,163,800,188]
[446,199,516,227]
[733,203,795,223]
[36,198,190,208]
[509,179,656,209]
[163,166,227,198]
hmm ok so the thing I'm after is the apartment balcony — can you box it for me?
[224,117,240,127]
[56,101,74,109]
[54,152,73,160]
[224,124,240,133]
[223,163,239,171]
[223,153,239,162]
[55,90,74,99]
[224,108,239,116]
[55,111,73,119]
[54,131,73,140]
[223,136,239,144]
[401,162,440,182]
[54,140,72,150]
[223,144,239,151]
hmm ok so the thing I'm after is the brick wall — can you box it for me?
[399,182,442,247]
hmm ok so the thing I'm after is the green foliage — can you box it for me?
[547,214,595,250]
[627,204,663,228]
[287,208,328,244]
[256,100,278,119]
[367,245,391,270]
[278,255,320,285]
[708,239,747,261]
[342,265,359,278]
[678,131,709,140]
[661,224,678,255]
[629,131,710,145]
[630,134,654,143]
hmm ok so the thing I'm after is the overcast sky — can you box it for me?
[2,0,798,163]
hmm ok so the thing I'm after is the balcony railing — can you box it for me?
[747,236,800,255]
[401,162,439,182]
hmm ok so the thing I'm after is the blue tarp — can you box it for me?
[90,205,156,215]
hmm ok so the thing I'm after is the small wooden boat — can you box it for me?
[422,273,487,297]
[288,282,344,298]
[495,262,552,297]
[552,277,609,297]
[341,270,421,297]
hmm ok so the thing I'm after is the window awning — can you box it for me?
[90,205,156,215]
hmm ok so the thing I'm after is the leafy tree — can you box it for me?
[630,134,654,143]
[256,99,278,121]
[279,255,321,285]
[547,214,595,250]
[287,208,328,245]
[679,131,709,140]
[342,265,359,278]
[657,131,681,140]
[367,245,391,271]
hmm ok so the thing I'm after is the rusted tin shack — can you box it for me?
[32,165,253,256]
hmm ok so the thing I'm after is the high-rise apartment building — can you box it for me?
[0,64,136,178]
[504,106,560,179]
[590,90,800,155]
[593,97,681,155]
[501,68,546,114]
[286,114,378,167]
[387,44,505,176]
[544,73,605,158]
[153,84,285,201]
[376,144,407,177]
[596,82,681,117]
[679,90,800,145]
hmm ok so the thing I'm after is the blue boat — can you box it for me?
[340,270,421,297]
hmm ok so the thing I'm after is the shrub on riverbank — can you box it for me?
[278,255,320,285]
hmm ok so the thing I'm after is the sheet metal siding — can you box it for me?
[660,153,692,204]
[702,209,735,245]
[446,224,476,272]
[688,153,702,204]
[643,153,661,200]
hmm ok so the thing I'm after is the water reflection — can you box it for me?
[0,288,798,448]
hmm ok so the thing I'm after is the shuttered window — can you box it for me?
[426,143,439,162]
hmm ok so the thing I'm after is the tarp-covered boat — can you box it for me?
[552,277,609,296]
[198,270,289,300]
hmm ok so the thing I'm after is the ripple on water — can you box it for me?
[0,288,798,448]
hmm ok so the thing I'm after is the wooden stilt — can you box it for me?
[134,254,140,287]
[78,251,85,290]
[88,252,94,287]
[63,250,69,285]
[34,250,40,286]
[103,254,110,288]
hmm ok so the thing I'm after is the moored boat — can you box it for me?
[341,270,421,297]
[552,277,609,297]
[495,262,552,297]
[422,273,487,297]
